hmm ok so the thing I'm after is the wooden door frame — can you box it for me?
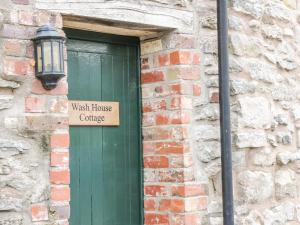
[64,28,144,224]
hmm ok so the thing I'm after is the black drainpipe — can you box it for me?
[217,0,234,225]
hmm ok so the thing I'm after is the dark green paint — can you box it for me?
[66,29,142,225]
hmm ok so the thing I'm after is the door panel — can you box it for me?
[67,31,141,225]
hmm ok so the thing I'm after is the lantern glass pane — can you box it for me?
[53,41,60,72]
[37,44,42,73]
[43,41,52,72]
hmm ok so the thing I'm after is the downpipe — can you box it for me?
[217,0,234,225]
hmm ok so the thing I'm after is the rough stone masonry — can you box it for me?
[1,0,300,225]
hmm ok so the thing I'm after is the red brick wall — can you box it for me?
[141,37,208,225]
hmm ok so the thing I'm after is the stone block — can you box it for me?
[262,24,283,40]
[231,0,265,19]
[194,104,219,121]
[229,33,261,57]
[276,132,292,145]
[275,169,297,200]
[0,78,20,89]
[194,125,219,141]
[0,138,30,158]
[236,131,267,148]
[195,141,220,163]
[247,60,283,84]
[230,79,255,96]
[253,148,275,166]
[238,171,273,203]
[0,95,14,110]
[283,0,297,9]
[238,96,271,129]
[264,1,293,23]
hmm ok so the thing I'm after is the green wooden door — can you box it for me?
[66,29,142,225]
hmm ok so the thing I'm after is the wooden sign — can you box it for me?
[68,100,119,126]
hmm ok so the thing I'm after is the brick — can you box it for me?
[144,169,156,182]
[169,154,193,168]
[50,169,70,184]
[210,91,219,103]
[51,152,69,167]
[144,199,156,211]
[141,71,164,84]
[50,14,63,29]
[143,114,155,127]
[170,111,191,124]
[170,96,193,110]
[198,196,208,210]
[170,126,188,140]
[19,10,35,26]
[193,84,201,96]
[144,156,169,168]
[3,39,25,56]
[170,51,192,65]
[144,213,169,225]
[26,115,69,131]
[144,185,168,197]
[155,142,187,154]
[31,79,68,95]
[59,221,69,225]
[159,199,184,213]
[167,34,195,49]
[155,113,169,125]
[142,87,153,98]
[170,83,193,95]
[193,53,201,65]
[12,0,29,4]
[31,203,49,222]
[143,102,152,113]
[143,127,171,141]
[36,11,51,26]
[154,85,170,97]
[171,185,208,197]
[141,57,150,70]
[158,53,170,67]
[49,98,68,113]
[167,67,200,80]
[143,142,154,155]
[51,204,70,220]
[170,83,182,94]
[25,96,46,113]
[158,170,185,183]
[26,42,34,58]
[1,24,35,39]
[51,186,70,202]
[172,213,201,225]
[143,100,167,113]
[50,133,70,148]
[3,58,33,77]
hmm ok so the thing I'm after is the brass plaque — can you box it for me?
[69,100,119,126]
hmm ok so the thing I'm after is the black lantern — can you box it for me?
[32,25,65,90]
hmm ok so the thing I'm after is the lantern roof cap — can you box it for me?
[33,25,64,40]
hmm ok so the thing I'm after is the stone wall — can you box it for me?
[194,0,300,224]
[1,0,300,224]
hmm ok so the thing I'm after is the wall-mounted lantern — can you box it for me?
[32,25,65,90]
